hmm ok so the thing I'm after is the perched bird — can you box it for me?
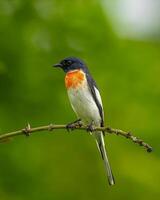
[54,57,115,186]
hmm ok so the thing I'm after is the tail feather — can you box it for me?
[95,132,115,186]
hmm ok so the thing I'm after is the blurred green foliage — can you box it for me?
[0,0,160,200]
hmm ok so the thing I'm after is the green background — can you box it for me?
[0,0,160,200]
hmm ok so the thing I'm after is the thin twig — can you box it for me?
[0,123,152,153]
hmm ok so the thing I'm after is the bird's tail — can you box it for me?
[94,132,115,186]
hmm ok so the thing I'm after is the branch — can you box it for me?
[0,123,152,153]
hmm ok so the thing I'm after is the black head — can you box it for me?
[53,57,87,73]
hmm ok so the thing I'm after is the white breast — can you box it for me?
[67,79,102,126]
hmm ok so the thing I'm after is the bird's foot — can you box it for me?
[66,119,82,132]
[87,121,95,132]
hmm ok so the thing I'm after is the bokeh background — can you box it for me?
[0,0,160,199]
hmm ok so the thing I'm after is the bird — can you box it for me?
[54,57,115,186]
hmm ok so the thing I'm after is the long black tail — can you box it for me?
[95,132,115,186]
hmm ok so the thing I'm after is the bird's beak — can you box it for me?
[53,63,63,68]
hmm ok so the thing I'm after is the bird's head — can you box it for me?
[53,57,87,73]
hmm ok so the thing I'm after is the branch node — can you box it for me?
[106,127,112,133]
[48,124,54,131]
[126,132,132,138]
[115,129,120,135]
[132,136,137,142]
[138,140,143,146]
[23,123,31,136]
[147,147,153,153]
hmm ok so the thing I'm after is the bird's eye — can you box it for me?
[65,60,72,66]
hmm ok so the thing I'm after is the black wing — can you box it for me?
[86,73,104,128]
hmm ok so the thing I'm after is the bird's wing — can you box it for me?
[86,72,115,185]
[86,73,104,127]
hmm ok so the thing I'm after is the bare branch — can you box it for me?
[0,123,152,153]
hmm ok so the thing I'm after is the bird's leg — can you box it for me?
[66,119,82,131]
[87,120,95,132]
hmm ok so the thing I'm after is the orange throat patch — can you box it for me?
[65,70,85,89]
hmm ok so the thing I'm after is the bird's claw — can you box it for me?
[66,123,76,131]
[66,119,82,132]
[87,121,95,132]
